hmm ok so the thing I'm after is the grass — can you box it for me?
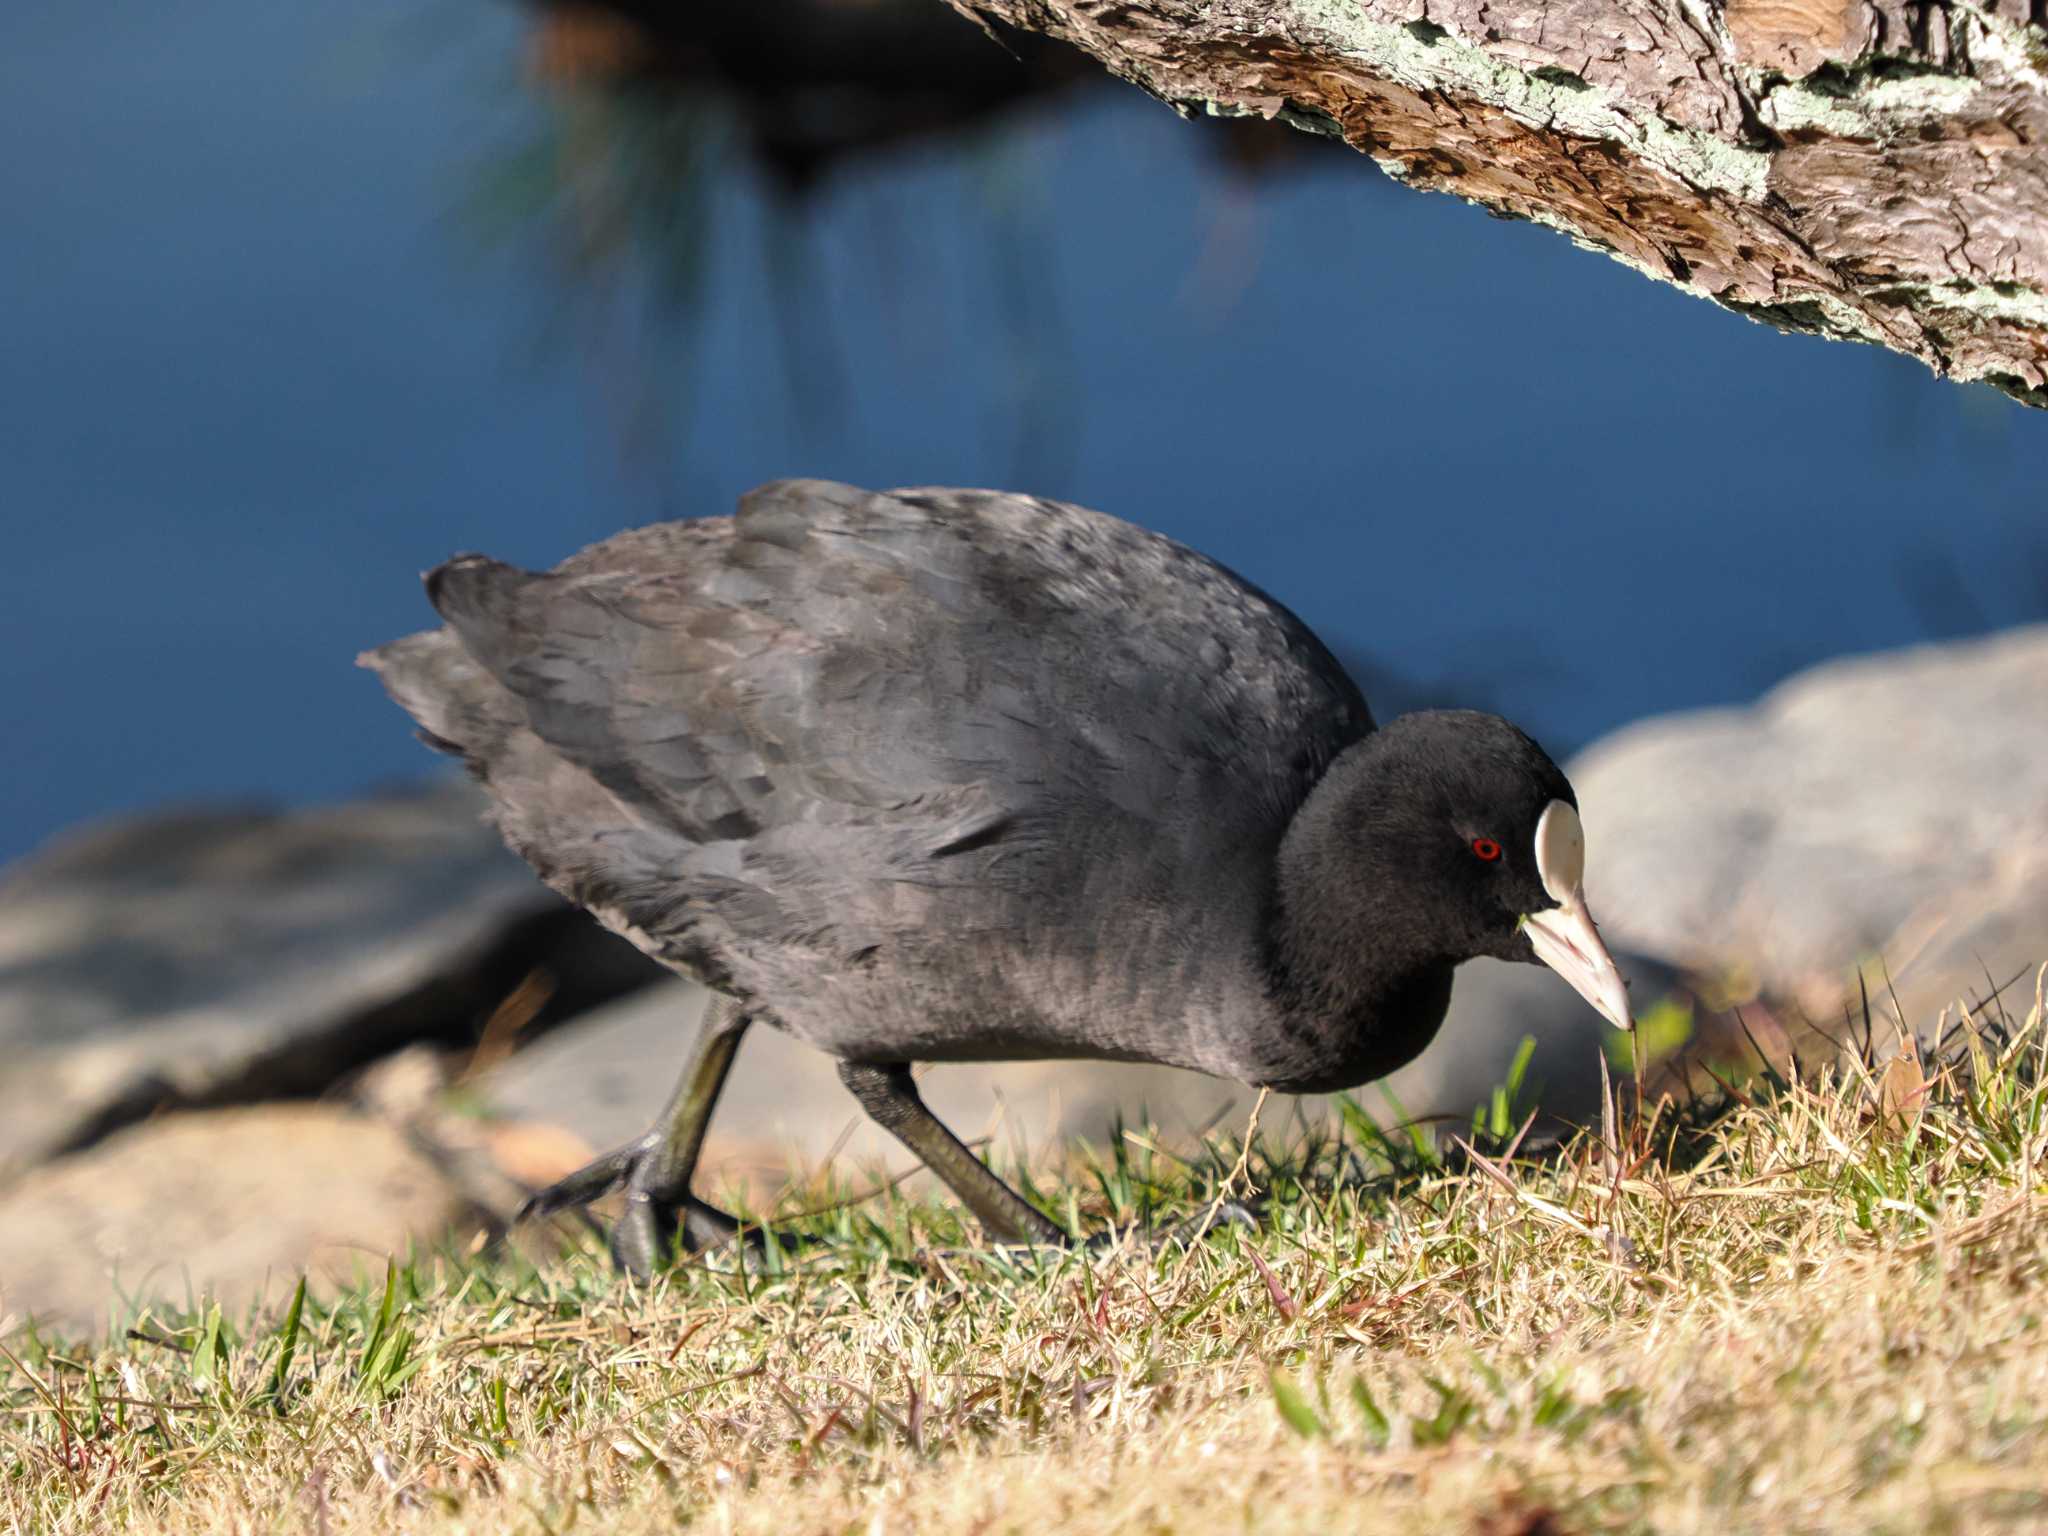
[7,968,2048,1535]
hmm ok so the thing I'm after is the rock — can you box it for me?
[1569,624,2048,1029]
[0,781,660,1180]
[470,954,1680,1200]
[0,1105,475,1334]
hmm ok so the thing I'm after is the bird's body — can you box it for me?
[365,479,1632,1263]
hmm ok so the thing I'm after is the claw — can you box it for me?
[517,1140,645,1224]
[609,1191,667,1279]
[1170,1198,1261,1244]
[517,1136,747,1277]
[1075,1199,1263,1256]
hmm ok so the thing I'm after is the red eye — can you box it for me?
[1470,837,1501,862]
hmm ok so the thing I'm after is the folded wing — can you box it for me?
[362,480,1373,1001]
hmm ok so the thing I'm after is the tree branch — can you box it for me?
[951,0,2048,404]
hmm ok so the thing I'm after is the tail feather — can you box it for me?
[357,627,521,768]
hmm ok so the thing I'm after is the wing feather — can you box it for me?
[365,480,1373,1000]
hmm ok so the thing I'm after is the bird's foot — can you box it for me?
[1078,1198,1262,1256]
[1167,1197,1262,1246]
[517,1137,753,1279]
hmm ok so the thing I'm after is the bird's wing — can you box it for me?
[376,481,1373,981]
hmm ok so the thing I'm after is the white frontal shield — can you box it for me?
[1522,800,1633,1032]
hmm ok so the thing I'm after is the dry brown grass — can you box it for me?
[7,969,2048,1535]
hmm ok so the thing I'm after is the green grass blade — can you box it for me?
[1268,1369,1326,1438]
[264,1276,306,1414]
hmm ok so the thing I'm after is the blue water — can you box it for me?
[3,0,2043,867]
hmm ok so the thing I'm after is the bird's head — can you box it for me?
[1303,710,1635,1033]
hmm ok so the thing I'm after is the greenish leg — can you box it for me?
[520,993,752,1276]
[836,1060,1070,1246]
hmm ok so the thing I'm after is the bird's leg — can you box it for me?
[836,1061,1072,1246]
[520,993,752,1276]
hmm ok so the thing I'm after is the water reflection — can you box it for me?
[461,1,1352,505]
[0,0,2040,865]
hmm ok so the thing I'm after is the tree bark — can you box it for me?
[949,0,2048,404]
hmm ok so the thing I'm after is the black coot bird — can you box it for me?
[363,480,1632,1271]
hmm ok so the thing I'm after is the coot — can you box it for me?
[364,480,1631,1270]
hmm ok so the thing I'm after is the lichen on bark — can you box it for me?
[950,0,2048,404]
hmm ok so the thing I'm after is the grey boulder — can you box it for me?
[0,781,655,1179]
[1568,624,2048,1029]
[0,1104,474,1335]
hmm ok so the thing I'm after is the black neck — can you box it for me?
[1257,736,1458,1091]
